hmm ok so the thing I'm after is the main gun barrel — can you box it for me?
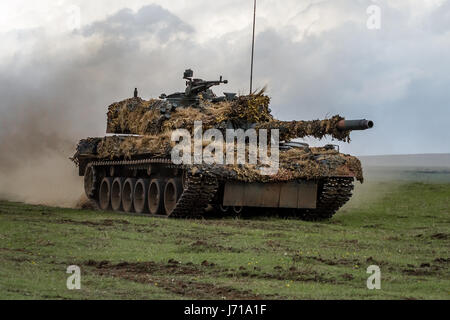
[337,119,374,131]
[255,116,374,142]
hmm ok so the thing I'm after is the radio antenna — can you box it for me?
[250,0,257,94]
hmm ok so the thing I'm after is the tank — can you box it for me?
[72,69,374,220]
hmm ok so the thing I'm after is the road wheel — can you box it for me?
[99,177,113,211]
[134,179,149,214]
[122,178,137,213]
[219,204,230,214]
[232,206,244,215]
[148,179,165,215]
[111,178,125,211]
[164,178,183,216]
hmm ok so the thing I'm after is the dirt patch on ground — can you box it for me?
[233,266,336,283]
[82,259,334,297]
[213,264,335,284]
[85,259,205,276]
[265,240,283,249]
[194,219,294,232]
[291,254,359,267]
[162,279,265,300]
[57,218,130,227]
[0,248,35,263]
[75,197,98,210]
[341,273,354,281]
[430,233,449,240]
[36,239,55,247]
[0,247,34,255]
[365,256,389,266]
[83,259,271,299]
[188,240,242,253]
[402,268,434,276]
[402,261,445,276]
[266,232,285,238]
[8,256,32,263]
[363,224,381,229]
[434,258,450,264]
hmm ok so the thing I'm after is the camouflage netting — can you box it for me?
[256,115,351,143]
[105,92,350,142]
[75,91,364,183]
[212,89,273,125]
[278,147,363,182]
[106,98,167,135]
[96,134,172,159]
[75,135,364,183]
[220,146,364,183]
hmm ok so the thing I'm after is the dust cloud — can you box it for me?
[0,86,90,208]
[0,113,84,207]
[0,5,199,209]
[0,152,83,208]
[343,180,398,210]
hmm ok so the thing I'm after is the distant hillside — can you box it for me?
[359,154,450,182]
[360,153,450,168]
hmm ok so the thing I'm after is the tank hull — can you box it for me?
[75,141,359,220]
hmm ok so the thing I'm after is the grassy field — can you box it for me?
[0,182,448,300]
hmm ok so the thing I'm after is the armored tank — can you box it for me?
[72,69,374,220]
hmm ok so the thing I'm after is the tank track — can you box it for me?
[89,158,218,217]
[295,177,354,221]
[170,173,218,217]
[86,158,353,220]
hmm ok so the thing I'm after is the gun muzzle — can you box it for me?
[337,119,374,131]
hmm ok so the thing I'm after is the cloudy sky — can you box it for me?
[1,0,449,158]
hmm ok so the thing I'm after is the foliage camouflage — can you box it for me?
[74,91,364,183]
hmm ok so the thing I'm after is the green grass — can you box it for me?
[0,182,448,300]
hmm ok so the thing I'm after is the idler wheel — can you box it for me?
[164,178,183,216]
[133,179,149,214]
[84,164,99,200]
[148,179,165,215]
[99,177,113,211]
[122,178,137,213]
[111,178,125,211]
